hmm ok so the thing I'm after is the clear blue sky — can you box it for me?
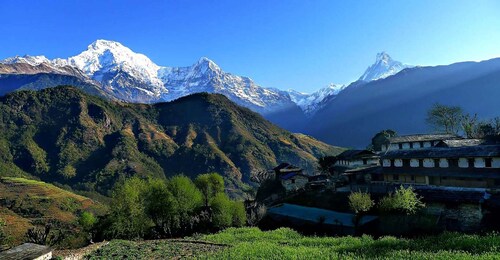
[1,0,499,93]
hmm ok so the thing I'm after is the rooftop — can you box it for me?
[389,134,461,144]
[337,150,378,160]
[435,139,485,148]
[382,145,500,159]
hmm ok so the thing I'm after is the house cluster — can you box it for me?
[273,163,331,192]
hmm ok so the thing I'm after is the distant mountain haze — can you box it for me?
[307,58,500,148]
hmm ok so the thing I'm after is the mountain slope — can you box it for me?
[0,177,106,247]
[0,87,343,194]
[308,58,500,147]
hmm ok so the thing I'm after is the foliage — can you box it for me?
[99,173,246,240]
[317,156,337,173]
[379,185,425,215]
[195,173,225,207]
[369,129,397,151]
[348,191,374,214]
[426,103,463,134]
[104,177,151,239]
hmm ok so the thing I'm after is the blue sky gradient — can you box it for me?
[1,0,499,92]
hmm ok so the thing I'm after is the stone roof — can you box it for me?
[382,145,500,159]
[273,163,302,173]
[389,134,460,144]
[0,243,51,260]
[435,139,485,148]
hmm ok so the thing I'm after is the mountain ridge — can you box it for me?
[0,86,343,194]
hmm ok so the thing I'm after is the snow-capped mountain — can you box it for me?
[0,40,295,113]
[359,52,413,81]
[287,83,346,115]
[0,42,413,117]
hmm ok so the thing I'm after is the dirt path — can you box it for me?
[53,241,108,260]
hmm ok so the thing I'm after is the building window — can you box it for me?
[458,158,469,168]
[393,174,399,181]
[439,158,449,168]
[486,158,492,168]
[410,159,420,167]
[394,159,403,167]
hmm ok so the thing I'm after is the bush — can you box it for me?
[348,191,374,214]
[379,185,425,215]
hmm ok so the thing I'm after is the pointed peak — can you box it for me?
[88,39,124,50]
[194,57,221,72]
[375,52,392,63]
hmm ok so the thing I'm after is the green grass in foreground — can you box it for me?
[201,227,500,259]
[85,227,500,259]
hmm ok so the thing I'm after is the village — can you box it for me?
[258,133,500,236]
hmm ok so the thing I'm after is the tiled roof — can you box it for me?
[435,139,485,148]
[389,134,460,143]
[337,150,378,160]
[381,145,500,159]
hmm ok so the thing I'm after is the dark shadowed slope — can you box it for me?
[309,58,500,148]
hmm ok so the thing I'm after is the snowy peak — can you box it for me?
[359,52,413,82]
[287,83,346,115]
[1,55,50,66]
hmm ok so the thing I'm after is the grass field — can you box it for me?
[84,227,500,259]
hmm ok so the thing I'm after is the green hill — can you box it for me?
[0,86,343,194]
[0,177,106,247]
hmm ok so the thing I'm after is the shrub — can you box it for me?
[348,191,374,214]
[379,185,425,215]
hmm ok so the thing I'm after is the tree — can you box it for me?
[348,191,374,231]
[168,175,203,233]
[426,103,463,134]
[144,179,175,236]
[460,113,479,138]
[211,193,234,229]
[231,201,247,227]
[105,177,152,239]
[78,211,97,242]
[348,191,374,214]
[318,156,337,174]
[370,130,397,151]
[379,185,425,215]
[195,173,224,207]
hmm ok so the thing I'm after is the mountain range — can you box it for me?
[2,40,497,149]
[0,86,342,195]
[0,40,407,117]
